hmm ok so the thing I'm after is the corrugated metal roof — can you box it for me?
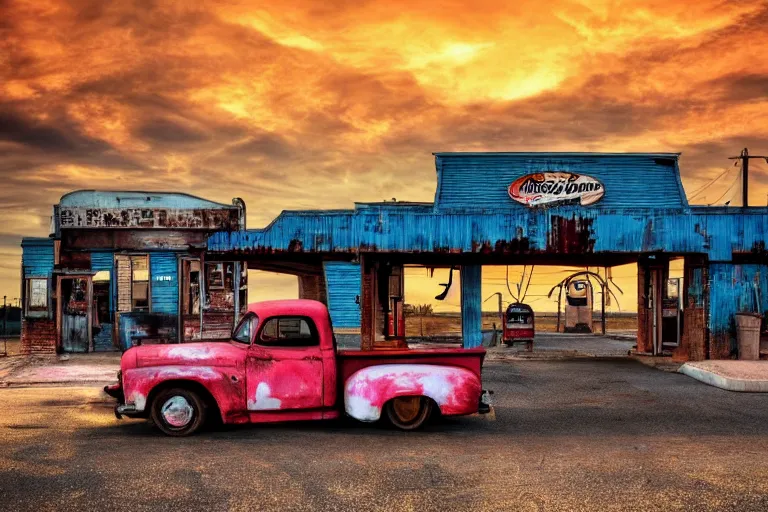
[434,153,687,210]
[355,202,434,212]
[433,152,681,157]
[59,190,234,209]
[208,206,768,262]
[204,151,768,263]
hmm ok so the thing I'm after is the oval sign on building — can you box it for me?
[508,172,605,207]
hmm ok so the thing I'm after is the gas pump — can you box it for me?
[661,278,682,350]
[377,263,405,339]
[564,280,593,333]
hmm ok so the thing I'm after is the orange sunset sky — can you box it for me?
[1,0,768,312]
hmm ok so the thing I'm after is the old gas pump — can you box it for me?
[377,263,405,340]
[564,280,593,333]
[661,278,682,350]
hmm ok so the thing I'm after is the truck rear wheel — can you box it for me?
[385,396,432,431]
[150,387,206,437]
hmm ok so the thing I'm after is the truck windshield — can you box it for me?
[233,314,258,344]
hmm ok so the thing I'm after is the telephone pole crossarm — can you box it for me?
[728,148,768,207]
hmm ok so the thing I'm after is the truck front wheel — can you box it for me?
[150,388,207,437]
[385,396,432,430]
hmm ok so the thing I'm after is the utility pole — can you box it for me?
[2,296,6,337]
[729,148,768,207]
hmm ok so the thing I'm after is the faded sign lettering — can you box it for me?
[58,207,239,230]
[509,172,605,207]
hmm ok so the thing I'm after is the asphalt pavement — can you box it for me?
[1,358,768,511]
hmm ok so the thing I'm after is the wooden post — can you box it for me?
[601,282,607,335]
[460,265,482,348]
[359,254,374,351]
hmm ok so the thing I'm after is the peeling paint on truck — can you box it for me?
[343,364,482,422]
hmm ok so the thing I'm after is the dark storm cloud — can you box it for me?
[708,73,768,102]
[0,111,95,153]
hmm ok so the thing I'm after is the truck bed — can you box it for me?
[336,347,486,383]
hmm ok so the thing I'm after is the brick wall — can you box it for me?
[115,255,132,312]
[21,318,57,355]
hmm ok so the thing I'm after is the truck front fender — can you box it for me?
[344,364,482,422]
[122,366,246,423]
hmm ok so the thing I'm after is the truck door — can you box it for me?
[246,316,324,411]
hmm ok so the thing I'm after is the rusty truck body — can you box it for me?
[105,299,490,436]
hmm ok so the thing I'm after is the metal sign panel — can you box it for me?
[58,207,239,230]
[508,172,605,207]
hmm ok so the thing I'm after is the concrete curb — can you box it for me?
[486,351,631,361]
[678,363,768,392]
[0,379,115,388]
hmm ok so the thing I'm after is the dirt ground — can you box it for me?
[405,314,637,337]
[2,360,768,511]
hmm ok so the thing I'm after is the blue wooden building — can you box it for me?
[21,152,768,360]
[206,152,768,360]
[20,190,245,354]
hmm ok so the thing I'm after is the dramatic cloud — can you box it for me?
[1,0,767,304]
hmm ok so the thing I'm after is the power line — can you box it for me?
[688,164,737,200]
[520,265,534,302]
[505,266,517,302]
[708,169,742,206]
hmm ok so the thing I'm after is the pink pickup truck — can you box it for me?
[105,299,490,436]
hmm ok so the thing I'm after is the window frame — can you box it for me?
[25,277,49,316]
[232,312,258,344]
[254,315,320,348]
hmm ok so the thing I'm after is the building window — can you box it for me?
[131,255,150,312]
[115,254,150,313]
[26,278,48,314]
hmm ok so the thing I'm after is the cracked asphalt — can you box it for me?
[1,358,767,511]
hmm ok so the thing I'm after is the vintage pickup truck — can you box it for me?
[105,299,490,436]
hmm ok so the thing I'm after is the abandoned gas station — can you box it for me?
[20,151,768,361]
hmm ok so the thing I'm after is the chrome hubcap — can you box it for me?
[161,396,194,427]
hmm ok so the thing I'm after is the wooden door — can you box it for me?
[58,276,92,353]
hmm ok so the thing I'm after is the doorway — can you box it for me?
[57,275,92,353]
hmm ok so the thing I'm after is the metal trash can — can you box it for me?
[735,313,762,361]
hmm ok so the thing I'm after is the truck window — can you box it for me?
[257,317,318,347]
[233,314,258,344]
